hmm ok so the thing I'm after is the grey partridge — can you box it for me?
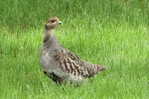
[40,17,106,84]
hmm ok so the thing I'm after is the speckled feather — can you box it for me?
[53,48,105,78]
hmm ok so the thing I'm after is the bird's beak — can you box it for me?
[59,21,62,24]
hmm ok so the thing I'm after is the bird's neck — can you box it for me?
[43,29,60,49]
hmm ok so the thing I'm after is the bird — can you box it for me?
[40,17,106,84]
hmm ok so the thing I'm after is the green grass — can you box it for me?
[0,0,149,99]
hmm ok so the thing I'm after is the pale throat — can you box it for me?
[44,29,59,48]
[45,29,54,36]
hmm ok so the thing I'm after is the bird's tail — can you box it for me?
[87,64,106,77]
[96,65,106,72]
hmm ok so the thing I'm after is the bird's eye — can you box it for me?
[51,20,56,23]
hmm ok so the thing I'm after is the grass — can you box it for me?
[0,0,149,99]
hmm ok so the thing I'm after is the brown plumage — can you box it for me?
[40,17,106,84]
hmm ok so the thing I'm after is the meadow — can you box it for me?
[0,0,149,99]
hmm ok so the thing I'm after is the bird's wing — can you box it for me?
[53,48,105,78]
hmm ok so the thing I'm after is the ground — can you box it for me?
[0,0,149,99]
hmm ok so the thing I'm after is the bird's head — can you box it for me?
[45,17,62,30]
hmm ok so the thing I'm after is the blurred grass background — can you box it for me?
[0,0,149,29]
[0,0,149,99]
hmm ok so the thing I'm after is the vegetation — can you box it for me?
[0,0,149,98]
